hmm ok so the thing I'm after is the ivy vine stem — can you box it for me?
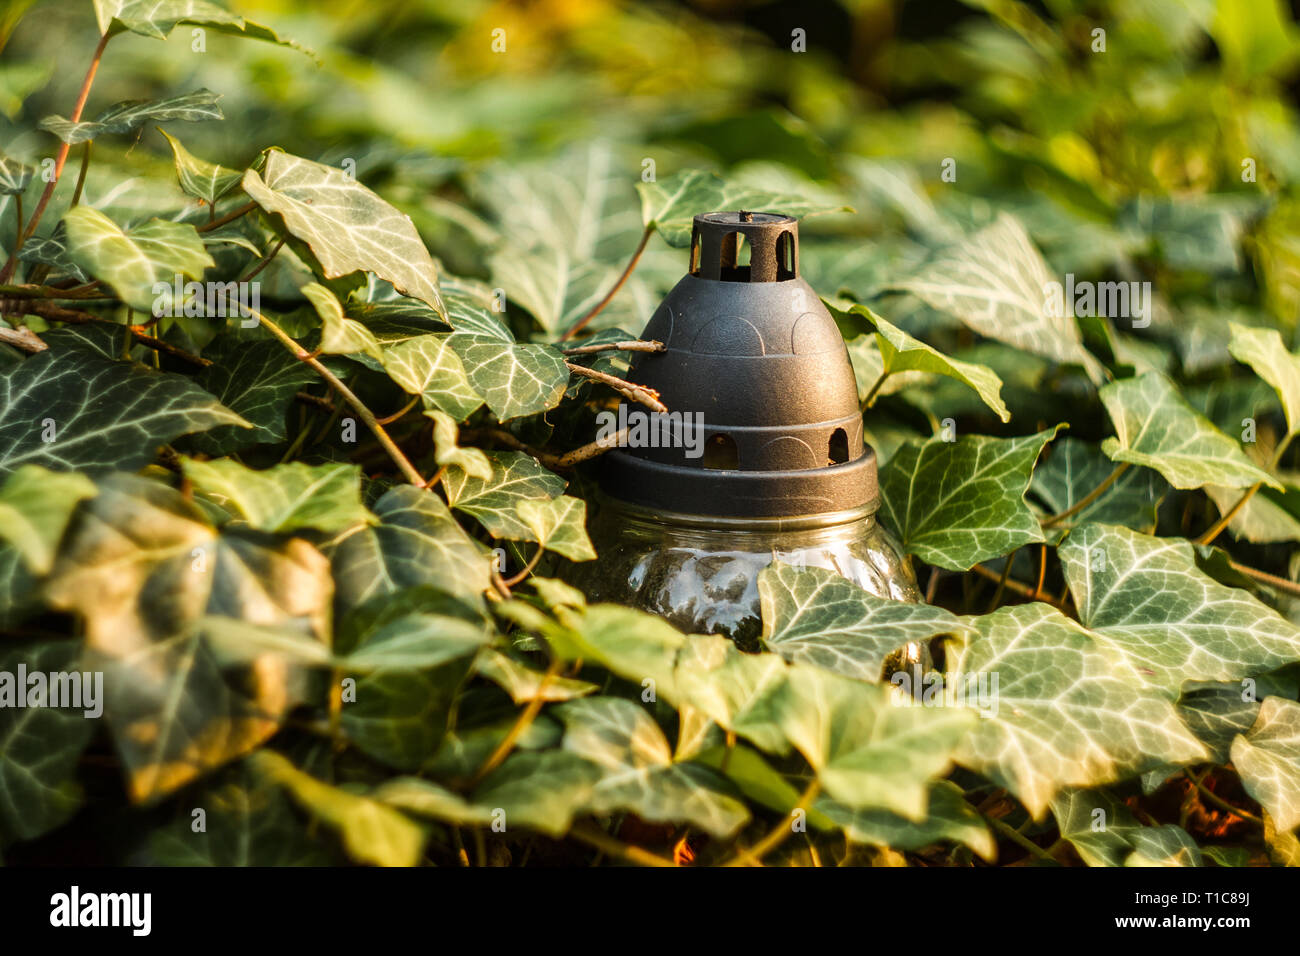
[1040,462,1130,528]
[722,778,821,867]
[469,655,561,786]
[559,223,653,341]
[1196,433,1294,546]
[0,31,111,283]
[253,309,428,487]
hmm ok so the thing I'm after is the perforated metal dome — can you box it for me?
[601,211,879,518]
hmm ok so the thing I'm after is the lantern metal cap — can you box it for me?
[598,210,880,520]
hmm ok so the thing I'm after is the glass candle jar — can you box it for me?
[570,496,921,655]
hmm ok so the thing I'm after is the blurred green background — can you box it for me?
[2,0,1299,352]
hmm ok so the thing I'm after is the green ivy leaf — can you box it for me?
[471,750,603,837]
[557,697,751,838]
[39,89,223,145]
[516,496,596,561]
[43,474,332,802]
[383,335,482,420]
[442,450,566,540]
[448,334,569,422]
[249,751,425,867]
[1029,437,1165,538]
[475,649,598,704]
[891,214,1104,383]
[1227,322,1300,436]
[879,427,1062,571]
[180,458,373,534]
[1230,696,1300,832]
[0,641,95,844]
[816,781,995,862]
[1099,372,1279,490]
[0,151,33,195]
[187,336,317,455]
[241,150,444,316]
[141,765,333,865]
[425,409,491,478]
[1124,825,1204,867]
[300,281,383,363]
[0,465,97,574]
[0,334,247,477]
[327,485,490,612]
[158,128,241,205]
[62,206,214,313]
[758,562,973,680]
[951,602,1207,818]
[1060,523,1300,693]
[637,168,851,247]
[93,0,308,52]
[831,303,1010,422]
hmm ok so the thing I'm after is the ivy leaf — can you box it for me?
[0,641,95,845]
[471,751,603,837]
[773,665,975,819]
[891,214,1104,383]
[40,89,223,145]
[516,496,597,561]
[758,562,973,681]
[1060,523,1300,693]
[300,282,383,363]
[383,335,482,420]
[93,0,307,51]
[1099,372,1279,490]
[425,409,491,478]
[831,303,1010,422]
[557,697,751,838]
[340,657,475,772]
[1230,696,1300,832]
[0,466,97,575]
[1052,787,1204,867]
[62,206,213,312]
[637,168,851,247]
[180,458,373,534]
[1171,681,1266,764]
[475,649,598,704]
[327,485,490,612]
[815,781,995,862]
[249,752,424,867]
[1227,322,1300,436]
[448,333,569,422]
[1029,437,1165,538]
[951,602,1207,818]
[1205,482,1300,543]
[43,475,333,802]
[158,128,241,205]
[187,336,317,455]
[442,450,566,540]
[141,765,333,865]
[241,150,444,317]
[0,336,248,477]
[540,604,685,705]
[0,152,33,195]
[879,427,1062,571]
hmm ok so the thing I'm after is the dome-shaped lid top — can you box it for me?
[600,211,879,519]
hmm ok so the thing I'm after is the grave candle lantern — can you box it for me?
[574,211,920,655]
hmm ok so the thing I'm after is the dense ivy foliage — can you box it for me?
[1,0,1299,866]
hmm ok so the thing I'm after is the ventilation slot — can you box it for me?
[702,433,740,469]
[828,428,849,464]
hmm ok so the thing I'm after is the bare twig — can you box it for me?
[566,361,666,413]
[15,301,212,366]
[1227,559,1300,597]
[562,339,664,356]
[0,326,46,353]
